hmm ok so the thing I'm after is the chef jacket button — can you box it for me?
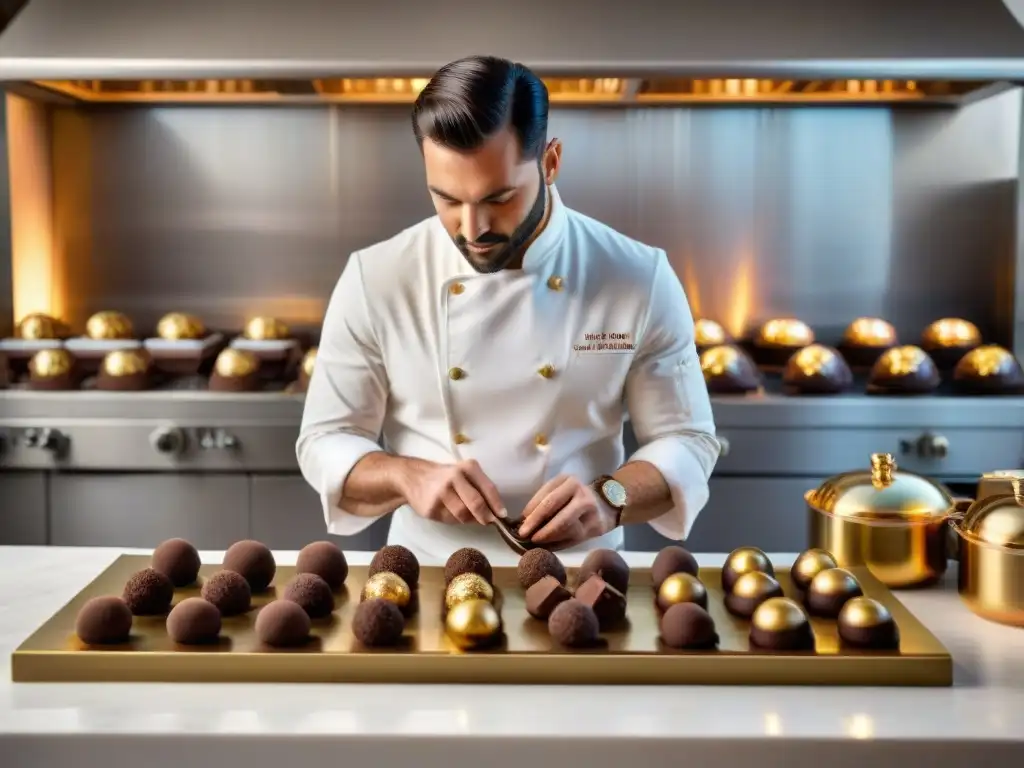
[538,364,556,379]
[449,282,465,295]
[454,432,470,445]
[534,433,549,448]
[547,275,564,291]
[448,367,465,381]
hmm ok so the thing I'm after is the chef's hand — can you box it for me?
[399,458,506,525]
[517,475,616,547]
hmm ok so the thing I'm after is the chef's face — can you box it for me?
[423,129,562,273]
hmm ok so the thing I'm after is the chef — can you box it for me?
[297,55,720,562]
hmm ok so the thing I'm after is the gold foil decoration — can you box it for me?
[360,572,411,610]
[444,572,494,611]
[954,345,1020,380]
[156,312,206,341]
[445,598,501,650]
[756,318,814,347]
[656,572,707,609]
[731,571,780,600]
[85,311,134,340]
[243,316,289,341]
[790,548,838,592]
[699,345,745,377]
[694,318,729,347]
[843,317,897,347]
[787,343,839,377]
[214,349,259,378]
[16,313,64,340]
[30,348,73,377]
[808,568,861,597]
[921,318,980,348]
[838,596,892,630]
[750,597,808,633]
[101,349,150,377]
[872,345,931,377]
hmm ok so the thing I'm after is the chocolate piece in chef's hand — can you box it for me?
[517,474,612,545]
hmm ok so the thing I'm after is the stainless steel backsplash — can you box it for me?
[49,91,1022,343]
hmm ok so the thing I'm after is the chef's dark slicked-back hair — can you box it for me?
[412,55,550,160]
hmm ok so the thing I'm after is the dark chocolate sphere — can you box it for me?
[282,573,335,619]
[255,599,311,647]
[548,599,600,648]
[75,595,133,645]
[721,547,774,594]
[837,597,900,650]
[368,544,420,588]
[151,538,201,587]
[724,571,784,619]
[749,597,814,651]
[576,548,630,594]
[123,567,174,616]
[200,569,252,616]
[790,548,838,593]
[517,548,567,589]
[444,547,492,585]
[223,540,276,592]
[166,597,222,644]
[660,602,719,650]
[805,568,863,618]
[352,597,406,648]
[651,546,699,590]
[295,541,348,590]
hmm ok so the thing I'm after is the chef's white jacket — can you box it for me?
[297,187,720,562]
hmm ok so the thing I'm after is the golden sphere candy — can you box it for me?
[922,318,980,349]
[871,345,934,378]
[757,318,815,348]
[724,570,783,618]
[843,317,897,348]
[243,316,289,341]
[16,313,64,340]
[301,347,318,379]
[85,311,134,340]
[360,571,411,610]
[444,572,494,611]
[156,312,206,341]
[694,318,729,348]
[805,567,862,618]
[445,598,501,650]
[749,597,814,651]
[214,348,259,378]
[29,348,73,378]
[790,548,838,592]
[101,349,150,377]
[838,596,899,649]
[721,546,774,593]
[656,572,708,611]
[954,345,1020,380]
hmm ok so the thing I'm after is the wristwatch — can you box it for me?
[593,474,628,527]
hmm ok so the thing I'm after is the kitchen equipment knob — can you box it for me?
[718,436,731,457]
[216,430,239,449]
[150,426,185,455]
[24,427,67,454]
[917,432,949,460]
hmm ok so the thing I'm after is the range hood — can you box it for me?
[2,0,1024,106]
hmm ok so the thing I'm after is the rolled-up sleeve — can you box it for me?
[625,250,721,541]
[296,252,389,536]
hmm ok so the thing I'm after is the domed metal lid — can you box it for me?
[958,478,1024,549]
[805,453,955,524]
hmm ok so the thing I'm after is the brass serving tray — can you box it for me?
[11,555,952,685]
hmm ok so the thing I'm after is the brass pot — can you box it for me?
[950,475,1024,627]
[806,453,956,588]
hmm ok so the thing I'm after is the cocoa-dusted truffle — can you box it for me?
[123,567,174,616]
[283,573,335,619]
[166,597,221,644]
[660,602,719,650]
[574,575,627,629]
[444,547,492,585]
[525,574,572,620]
[75,596,133,645]
[352,597,406,648]
[368,544,420,588]
[255,599,311,648]
[223,540,276,592]
[651,545,699,590]
[576,548,630,594]
[548,599,600,648]
[517,548,567,589]
[200,569,252,616]
[295,541,348,590]
[151,538,201,587]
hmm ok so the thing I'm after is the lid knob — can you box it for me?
[1013,478,1023,506]
[870,453,896,489]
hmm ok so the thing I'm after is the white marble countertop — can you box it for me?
[2,546,1024,768]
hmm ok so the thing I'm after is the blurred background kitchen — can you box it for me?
[1,0,1023,553]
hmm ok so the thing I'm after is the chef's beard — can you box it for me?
[454,176,548,274]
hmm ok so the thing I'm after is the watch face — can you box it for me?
[601,479,628,508]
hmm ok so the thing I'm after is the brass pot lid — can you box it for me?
[957,478,1024,550]
[805,453,955,525]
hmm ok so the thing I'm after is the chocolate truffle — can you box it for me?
[352,597,406,648]
[721,547,774,594]
[223,540,276,592]
[200,569,252,616]
[576,548,630,594]
[444,572,494,611]
[574,574,627,629]
[652,545,699,590]
[660,602,719,650]
[525,574,572,620]
[805,568,863,619]
[361,571,412,613]
[838,597,900,650]
[368,544,420,588]
[255,599,311,648]
[656,572,709,612]
[296,541,349,590]
[548,599,600,648]
[724,571,784,619]
[283,573,335,619]
[517,548,567,589]
[166,597,222,644]
[790,548,838,593]
[749,597,815,651]
[123,567,174,616]
[75,596,133,645]
[151,538,201,587]
[446,598,502,650]
[444,547,493,585]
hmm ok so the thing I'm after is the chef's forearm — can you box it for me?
[610,459,675,523]
[339,451,425,518]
